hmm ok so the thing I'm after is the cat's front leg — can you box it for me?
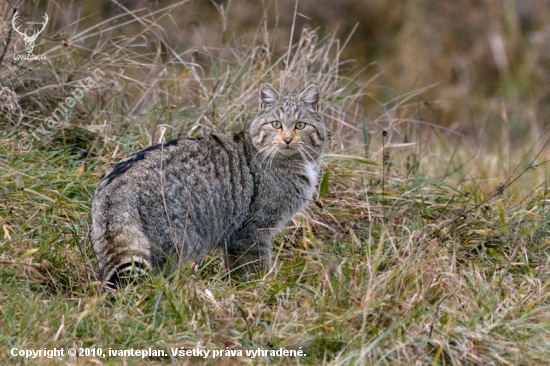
[224,233,273,275]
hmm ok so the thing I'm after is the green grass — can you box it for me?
[2,1,550,365]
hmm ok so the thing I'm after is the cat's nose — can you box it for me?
[283,137,293,145]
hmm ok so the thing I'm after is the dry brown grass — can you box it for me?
[1,1,550,365]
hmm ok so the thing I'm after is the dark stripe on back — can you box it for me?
[98,139,180,192]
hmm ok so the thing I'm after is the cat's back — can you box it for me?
[92,132,256,281]
[96,132,256,199]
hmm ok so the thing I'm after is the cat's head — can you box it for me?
[249,83,327,164]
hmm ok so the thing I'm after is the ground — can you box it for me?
[1,1,550,365]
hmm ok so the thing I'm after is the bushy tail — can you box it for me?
[92,208,153,289]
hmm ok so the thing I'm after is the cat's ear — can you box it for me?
[299,84,320,111]
[260,83,280,109]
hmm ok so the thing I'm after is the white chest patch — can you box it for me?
[304,161,318,189]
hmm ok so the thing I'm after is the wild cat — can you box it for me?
[92,83,326,288]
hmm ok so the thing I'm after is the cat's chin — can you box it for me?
[276,148,299,157]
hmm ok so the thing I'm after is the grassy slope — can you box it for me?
[1,2,550,365]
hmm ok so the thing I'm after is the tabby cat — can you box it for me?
[92,83,326,288]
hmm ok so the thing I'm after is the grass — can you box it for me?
[1,1,550,365]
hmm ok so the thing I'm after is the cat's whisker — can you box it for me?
[254,146,274,169]
[297,148,309,165]
[299,145,317,163]
[298,148,311,163]
[267,148,278,170]
[302,144,321,156]
[256,144,273,163]
[265,146,278,170]
[258,145,277,170]
[256,150,269,168]
[253,144,272,159]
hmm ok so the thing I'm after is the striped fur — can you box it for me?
[92,83,326,288]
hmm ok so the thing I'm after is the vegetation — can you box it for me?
[1,1,550,365]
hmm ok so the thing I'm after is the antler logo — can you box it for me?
[12,11,48,54]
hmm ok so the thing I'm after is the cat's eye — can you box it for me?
[295,122,306,130]
[271,121,282,129]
